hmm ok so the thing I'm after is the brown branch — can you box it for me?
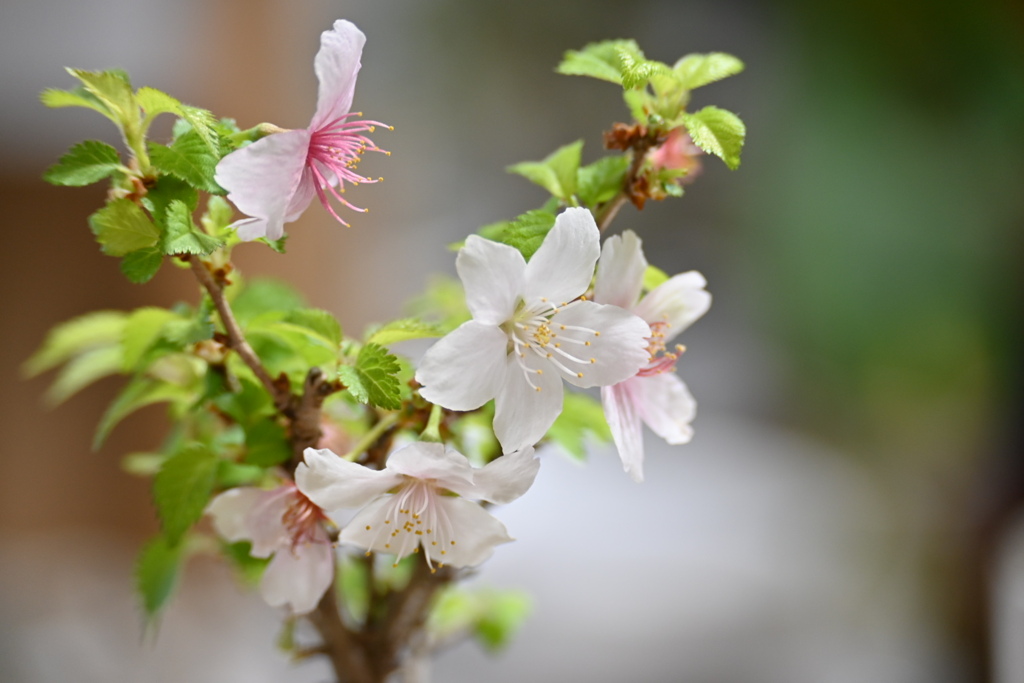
[308,588,375,683]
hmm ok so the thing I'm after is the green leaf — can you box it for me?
[88,198,160,256]
[338,554,370,624]
[120,247,164,284]
[284,309,342,348]
[161,199,223,255]
[429,587,531,653]
[68,68,135,124]
[222,541,270,586]
[556,39,644,84]
[24,310,126,376]
[366,318,445,346]
[673,52,745,90]
[122,307,178,372]
[576,156,629,206]
[43,140,122,186]
[244,418,291,467]
[486,210,557,261]
[136,87,180,120]
[213,378,273,425]
[216,461,265,488]
[136,534,184,618]
[546,392,612,461]
[40,86,112,119]
[507,140,583,200]
[149,130,220,193]
[338,343,402,410]
[177,105,220,154]
[475,591,532,652]
[142,175,199,225]
[617,51,670,90]
[231,278,307,325]
[153,443,218,544]
[94,376,186,449]
[201,195,235,238]
[642,265,670,292]
[45,345,123,405]
[680,106,746,170]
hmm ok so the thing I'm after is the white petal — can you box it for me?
[635,372,696,445]
[259,540,335,615]
[243,487,295,558]
[593,230,646,309]
[602,382,646,483]
[309,19,365,130]
[457,236,525,325]
[424,497,513,568]
[634,271,711,339]
[338,496,404,555]
[469,446,540,504]
[493,352,563,454]
[206,488,263,542]
[296,448,402,510]
[214,129,312,241]
[522,207,600,306]
[550,301,650,388]
[385,442,474,491]
[416,321,509,411]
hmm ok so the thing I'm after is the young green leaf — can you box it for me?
[546,392,612,461]
[88,198,160,256]
[120,246,164,284]
[680,106,746,170]
[122,307,178,372]
[337,342,402,410]
[149,130,220,193]
[45,345,123,406]
[284,309,343,348]
[43,140,122,186]
[556,39,644,84]
[40,86,112,120]
[153,443,218,544]
[495,210,557,261]
[366,318,445,346]
[161,199,223,255]
[576,156,629,206]
[617,51,670,90]
[94,376,187,449]
[136,534,184,618]
[67,68,136,126]
[24,310,126,376]
[244,418,291,467]
[642,264,670,292]
[507,140,583,200]
[673,52,745,90]
[143,175,199,225]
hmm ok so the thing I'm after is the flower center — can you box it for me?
[365,479,457,573]
[508,297,601,390]
[306,113,392,226]
[636,320,685,377]
[282,488,329,552]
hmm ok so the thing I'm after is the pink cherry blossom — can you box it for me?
[415,207,651,454]
[206,483,334,614]
[593,230,711,482]
[648,127,703,185]
[214,19,389,241]
[296,443,539,570]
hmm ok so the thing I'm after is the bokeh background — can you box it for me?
[2,1,1022,681]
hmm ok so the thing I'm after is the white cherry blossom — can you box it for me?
[206,483,335,614]
[593,229,711,482]
[295,443,539,570]
[415,207,651,453]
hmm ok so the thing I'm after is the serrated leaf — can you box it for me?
[284,309,342,348]
[507,140,583,200]
[161,199,223,255]
[94,376,186,449]
[367,318,445,346]
[46,345,123,405]
[681,106,745,170]
[673,52,745,90]
[88,198,160,256]
[492,210,557,261]
[338,343,401,410]
[40,86,112,119]
[618,51,670,90]
[177,105,220,154]
[149,130,219,193]
[24,310,126,376]
[244,418,291,467]
[136,534,184,617]
[120,247,164,284]
[546,392,612,461]
[576,156,629,206]
[154,443,218,544]
[556,39,644,84]
[68,68,135,124]
[44,140,122,186]
[142,175,199,226]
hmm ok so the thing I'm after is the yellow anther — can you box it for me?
[365,550,372,557]
[535,386,541,392]
[536,369,543,374]
[594,331,601,336]
[365,525,372,530]
[590,358,596,364]
[577,372,584,378]
[584,341,591,346]
[385,543,391,549]
[431,541,437,546]
[451,541,456,546]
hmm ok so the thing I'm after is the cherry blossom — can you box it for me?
[648,127,703,185]
[295,443,539,570]
[415,207,651,454]
[593,230,711,482]
[206,483,334,614]
[214,19,389,241]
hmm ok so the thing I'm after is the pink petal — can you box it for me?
[457,236,525,325]
[593,229,646,309]
[634,271,711,340]
[206,488,264,542]
[296,448,402,510]
[522,207,600,306]
[424,497,513,568]
[244,487,295,558]
[416,320,509,411]
[634,372,696,445]
[602,382,646,482]
[549,301,650,388]
[259,539,334,614]
[309,20,366,131]
[493,352,564,454]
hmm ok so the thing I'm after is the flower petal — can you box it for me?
[457,236,525,325]
[259,540,334,614]
[385,442,475,491]
[493,352,563,454]
[468,446,539,504]
[309,20,365,131]
[424,497,513,568]
[296,448,402,510]
[206,487,264,543]
[634,372,696,445]
[214,129,312,241]
[550,301,650,388]
[522,207,600,306]
[243,487,296,558]
[416,320,509,411]
[634,271,711,339]
[593,229,647,309]
[602,382,646,482]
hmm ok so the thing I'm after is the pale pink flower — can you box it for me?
[296,443,539,570]
[593,230,711,482]
[648,127,703,185]
[415,207,651,454]
[214,19,389,241]
[206,483,334,614]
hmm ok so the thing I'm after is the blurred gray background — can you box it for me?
[1,0,1022,681]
